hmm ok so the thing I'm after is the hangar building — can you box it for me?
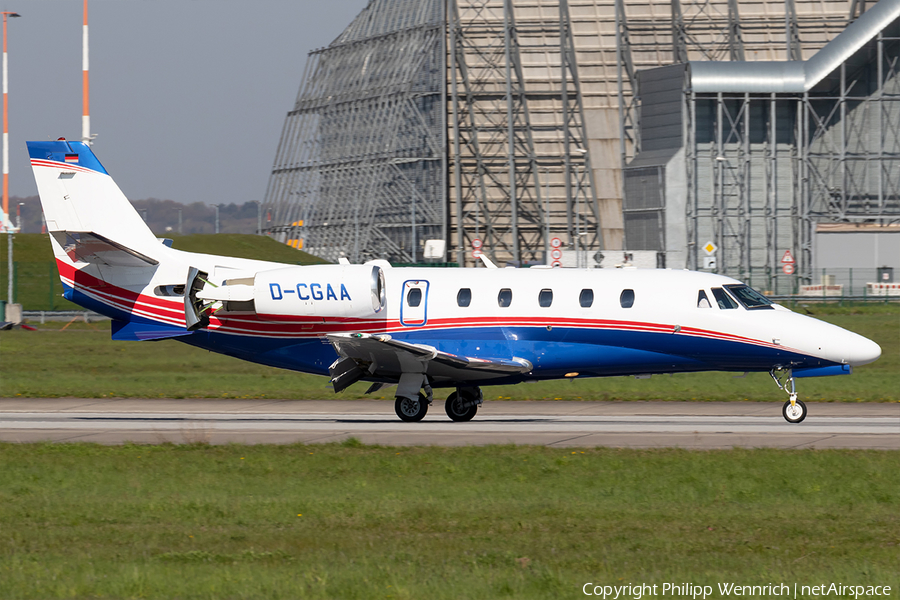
[262,0,898,286]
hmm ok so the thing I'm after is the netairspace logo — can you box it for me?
[582,582,893,599]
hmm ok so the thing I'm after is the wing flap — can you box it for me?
[326,332,532,389]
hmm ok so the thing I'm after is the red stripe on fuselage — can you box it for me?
[56,259,792,352]
[57,260,186,326]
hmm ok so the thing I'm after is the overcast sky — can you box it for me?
[5,0,369,205]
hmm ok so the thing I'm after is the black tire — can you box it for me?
[395,393,428,422]
[782,399,807,424]
[445,391,478,422]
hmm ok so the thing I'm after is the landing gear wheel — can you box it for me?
[772,368,808,424]
[782,399,807,424]
[445,391,478,422]
[395,393,428,422]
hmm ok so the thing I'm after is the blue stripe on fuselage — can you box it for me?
[175,325,839,385]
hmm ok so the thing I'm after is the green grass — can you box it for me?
[167,234,328,265]
[0,233,326,311]
[1,308,897,401]
[0,444,896,599]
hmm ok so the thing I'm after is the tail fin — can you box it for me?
[27,139,162,264]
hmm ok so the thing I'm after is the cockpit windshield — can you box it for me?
[711,287,738,309]
[724,284,774,310]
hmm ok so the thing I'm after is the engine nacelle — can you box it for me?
[253,264,386,319]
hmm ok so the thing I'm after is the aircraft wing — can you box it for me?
[325,332,533,392]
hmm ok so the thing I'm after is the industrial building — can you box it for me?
[263,0,900,287]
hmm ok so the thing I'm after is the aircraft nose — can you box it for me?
[844,334,881,367]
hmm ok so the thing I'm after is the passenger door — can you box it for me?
[400,280,429,327]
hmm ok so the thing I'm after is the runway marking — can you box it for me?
[2,401,896,448]
[2,412,896,435]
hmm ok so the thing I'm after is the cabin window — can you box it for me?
[697,289,711,308]
[711,287,738,309]
[457,288,472,307]
[724,284,774,310]
[538,289,553,308]
[579,289,594,308]
[620,289,635,308]
[407,288,423,307]
[498,288,513,308]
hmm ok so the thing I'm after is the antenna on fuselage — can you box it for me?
[479,254,498,269]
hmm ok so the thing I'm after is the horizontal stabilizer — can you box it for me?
[111,319,192,341]
[53,231,158,267]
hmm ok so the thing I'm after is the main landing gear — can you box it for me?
[445,387,483,422]
[770,368,807,424]
[395,391,431,422]
[394,386,483,422]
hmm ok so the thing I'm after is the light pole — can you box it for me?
[82,0,94,144]
[3,11,20,308]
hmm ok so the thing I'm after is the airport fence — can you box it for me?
[2,261,80,311]
[22,310,109,323]
[766,267,899,302]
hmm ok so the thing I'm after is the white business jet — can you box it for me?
[28,140,881,423]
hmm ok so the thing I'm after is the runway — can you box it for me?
[1,398,896,448]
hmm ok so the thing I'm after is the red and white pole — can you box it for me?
[2,11,16,229]
[2,11,19,306]
[82,0,91,144]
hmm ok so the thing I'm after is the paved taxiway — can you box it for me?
[1,398,896,448]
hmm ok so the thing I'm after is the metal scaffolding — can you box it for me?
[263,0,864,271]
[448,0,546,265]
[264,0,446,264]
[265,0,600,267]
[616,0,850,166]
[680,6,900,291]
[449,0,598,266]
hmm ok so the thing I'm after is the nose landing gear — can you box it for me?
[782,398,807,423]
[770,368,807,423]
